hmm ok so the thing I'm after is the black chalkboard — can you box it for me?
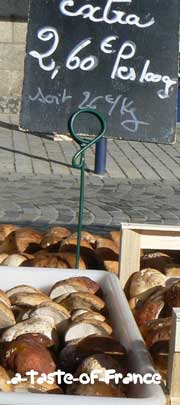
[20,0,179,143]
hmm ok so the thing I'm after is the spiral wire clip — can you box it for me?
[69,108,107,268]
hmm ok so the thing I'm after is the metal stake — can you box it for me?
[68,108,106,268]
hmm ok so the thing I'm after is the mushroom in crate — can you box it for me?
[58,335,126,373]
[66,353,126,397]
[0,228,42,255]
[0,224,122,273]
[59,232,100,270]
[0,274,130,398]
[127,274,180,382]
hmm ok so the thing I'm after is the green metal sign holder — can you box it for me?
[68,108,107,268]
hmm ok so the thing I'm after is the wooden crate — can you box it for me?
[119,223,180,288]
[119,223,180,405]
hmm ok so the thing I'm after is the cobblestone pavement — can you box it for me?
[0,115,180,230]
[0,176,180,231]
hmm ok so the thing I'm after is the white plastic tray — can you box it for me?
[0,267,166,404]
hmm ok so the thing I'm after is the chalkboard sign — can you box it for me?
[20,0,179,143]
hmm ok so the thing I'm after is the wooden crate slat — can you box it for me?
[140,234,180,250]
[120,229,141,288]
[168,309,180,403]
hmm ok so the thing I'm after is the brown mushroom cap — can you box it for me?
[38,300,70,318]
[2,340,56,375]
[10,333,55,347]
[0,253,8,264]
[41,226,71,249]
[0,289,11,307]
[14,228,42,253]
[60,236,94,252]
[0,224,18,242]
[56,252,87,270]
[150,341,169,382]
[129,268,167,298]
[134,299,165,326]
[59,335,126,373]
[94,237,120,274]
[73,353,122,377]
[71,309,89,320]
[65,319,112,342]
[0,301,16,329]
[59,291,105,312]
[67,354,125,397]
[1,253,33,267]
[61,231,98,247]
[72,311,106,323]
[140,251,175,272]
[49,277,100,299]
[59,236,99,269]
[1,316,57,343]
[29,305,70,332]
[23,255,70,269]
[165,280,180,309]
[140,317,172,348]
[9,292,51,307]
[7,284,44,298]
[0,228,42,254]
[164,265,180,277]
[110,230,121,247]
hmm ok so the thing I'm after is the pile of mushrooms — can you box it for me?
[125,250,180,382]
[0,225,121,275]
[0,276,126,397]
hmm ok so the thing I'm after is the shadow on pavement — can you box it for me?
[0,120,53,141]
[0,145,94,173]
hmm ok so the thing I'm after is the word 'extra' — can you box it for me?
[59,0,155,28]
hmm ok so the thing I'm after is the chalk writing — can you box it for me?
[29,31,177,100]
[29,27,59,79]
[66,38,98,71]
[29,87,149,133]
[59,0,155,28]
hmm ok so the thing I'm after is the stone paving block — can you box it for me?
[56,213,76,224]
[84,202,112,226]
[0,114,11,123]
[0,123,13,137]
[26,143,52,175]
[109,210,129,225]
[0,70,23,97]
[13,22,27,44]
[43,140,71,175]
[128,142,175,180]
[0,44,25,70]
[34,206,59,224]
[0,96,21,114]
[88,175,104,186]
[111,215,131,225]
[9,114,20,125]
[115,141,161,180]
[107,148,141,179]
[145,143,180,180]
[0,22,13,42]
